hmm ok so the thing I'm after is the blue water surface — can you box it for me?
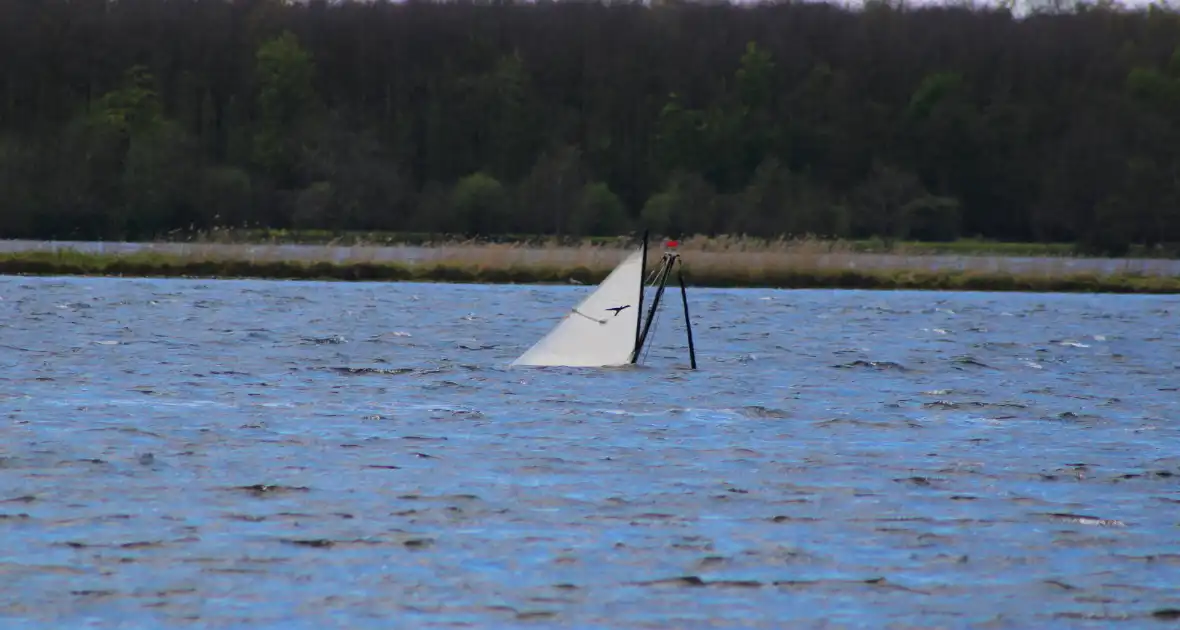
[1,276,1178,629]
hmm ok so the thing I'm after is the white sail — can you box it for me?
[511,248,645,367]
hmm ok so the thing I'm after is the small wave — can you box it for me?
[737,406,792,419]
[37,397,232,409]
[457,342,497,350]
[420,379,472,390]
[921,400,1027,410]
[1050,411,1106,423]
[301,335,347,345]
[1039,512,1126,527]
[227,484,311,497]
[950,355,993,369]
[365,332,412,342]
[327,367,415,376]
[1051,339,1091,348]
[833,360,908,371]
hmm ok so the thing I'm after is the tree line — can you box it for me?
[1,0,1179,254]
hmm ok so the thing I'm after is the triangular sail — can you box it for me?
[511,247,645,367]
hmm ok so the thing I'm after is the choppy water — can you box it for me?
[1,276,1179,629]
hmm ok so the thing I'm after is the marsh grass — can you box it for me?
[3,243,1179,293]
[173,228,1178,259]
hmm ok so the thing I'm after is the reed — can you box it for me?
[173,229,1180,259]
[28,236,1163,273]
[2,244,1178,293]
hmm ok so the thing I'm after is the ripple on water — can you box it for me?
[0,278,1178,628]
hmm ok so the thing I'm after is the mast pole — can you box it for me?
[633,229,648,360]
[633,252,672,364]
[676,258,697,370]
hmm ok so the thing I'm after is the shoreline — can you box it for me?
[3,247,1180,294]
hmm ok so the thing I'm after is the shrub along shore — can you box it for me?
[3,243,1179,294]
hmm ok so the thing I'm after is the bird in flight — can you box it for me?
[605,305,631,317]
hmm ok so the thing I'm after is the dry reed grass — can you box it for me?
[185,228,1086,255]
[280,236,1176,279]
[3,240,1179,293]
[59,235,1151,275]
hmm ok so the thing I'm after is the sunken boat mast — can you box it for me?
[510,231,697,369]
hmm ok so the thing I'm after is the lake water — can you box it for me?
[1,276,1179,629]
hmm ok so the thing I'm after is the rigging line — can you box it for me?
[641,290,666,365]
[644,264,662,286]
[648,252,674,285]
[641,306,663,364]
[633,254,674,363]
[570,308,606,324]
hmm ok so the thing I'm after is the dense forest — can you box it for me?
[1,0,1179,253]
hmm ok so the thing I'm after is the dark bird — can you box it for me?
[605,305,631,317]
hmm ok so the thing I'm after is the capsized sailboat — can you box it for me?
[510,231,697,369]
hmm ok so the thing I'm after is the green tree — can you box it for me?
[902,196,962,242]
[449,172,511,236]
[0,140,36,238]
[2,0,1180,247]
[253,31,320,186]
[516,145,589,235]
[851,161,928,243]
[569,182,629,237]
[459,53,537,183]
[641,171,718,237]
[195,167,254,230]
[76,66,198,239]
[739,157,843,238]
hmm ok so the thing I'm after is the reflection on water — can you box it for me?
[1,276,1179,628]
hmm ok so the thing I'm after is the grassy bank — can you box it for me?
[3,246,1179,294]
[163,229,1180,259]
